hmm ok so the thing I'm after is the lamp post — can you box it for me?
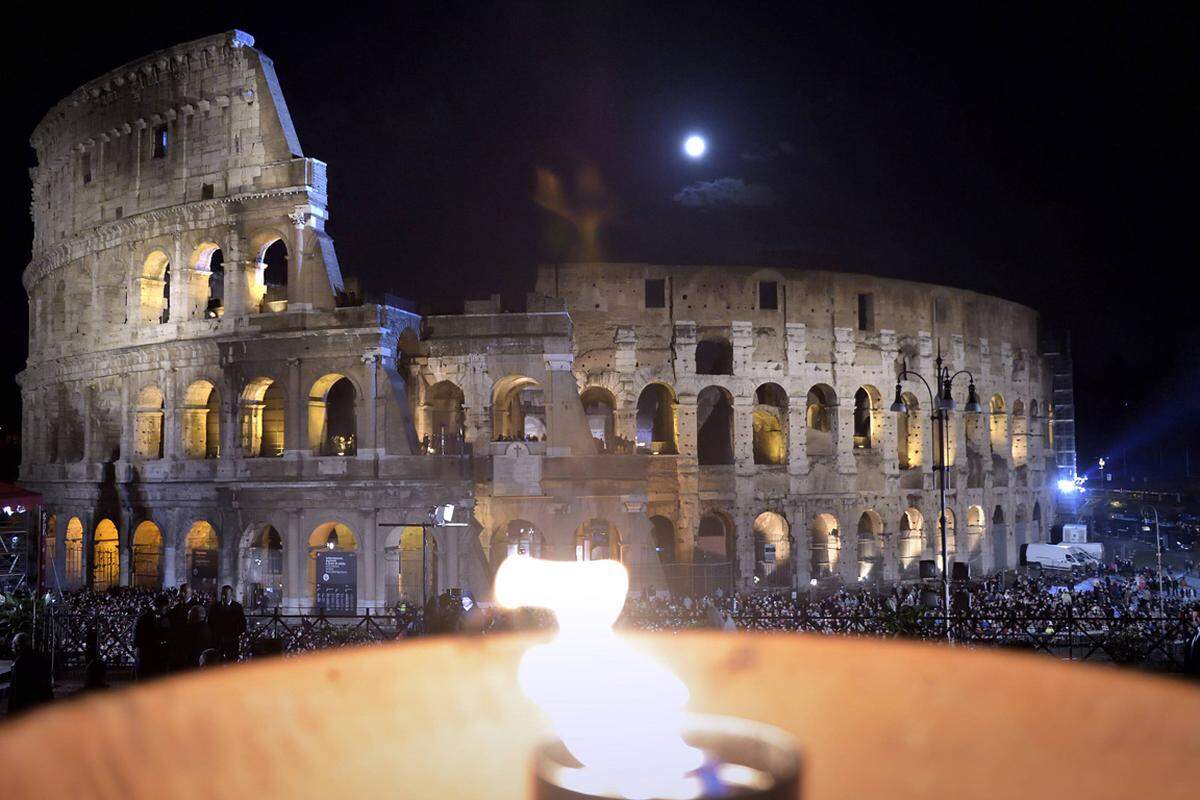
[891,345,982,641]
[1139,504,1166,619]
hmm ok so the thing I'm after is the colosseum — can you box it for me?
[19,31,1059,612]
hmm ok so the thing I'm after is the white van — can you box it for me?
[1021,543,1091,570]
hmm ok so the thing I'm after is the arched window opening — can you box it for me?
[636,383,677,454]
[581,386,617,453]
[1010,399,1028,466]
[805,385,837,456]
[309,374,358,456]
[92,519,119,591]
[262,239,289,311]
[492,376,544,442]
[697,386,734,465]
[964,506,985,572]
[754,512,791,586]
[857,511,884,582]
[576,519,620,562]
[182,380,221,459]
[424,380,466,454]
[134,386,165,459]
[243,525,284,611]
[132,521,163,589]
[897,392,922,469]
[695,338,733,375]
[186,521,220,594]
[1032,502,1043,541]
[809,513,839,580]
[989,394,1007,455]
[753,383,787,465]
[650,515,676,563]
[240,378,285,457]
[853,387,875,449]
[490,519,542,568]
[384,526,436,607]
[65,517,84,586]
[190,243,224,319]
[139,251,171,325]
[696,512,734,562]
[898,509,924,579]
[307,522,358,607]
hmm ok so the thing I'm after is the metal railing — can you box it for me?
[40,607,1196,672]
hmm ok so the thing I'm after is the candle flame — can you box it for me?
[496,557,704,798]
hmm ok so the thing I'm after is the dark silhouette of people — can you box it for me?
[6,632,53,716]
[133,593,171,680]
[183,605,212,669]
[168,584,201,671]
[208,584,247,663]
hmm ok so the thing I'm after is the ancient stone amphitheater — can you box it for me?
[20,31,1061,612]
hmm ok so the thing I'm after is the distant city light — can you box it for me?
[683,134,706,158]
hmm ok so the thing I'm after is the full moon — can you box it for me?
[683,134,706,158]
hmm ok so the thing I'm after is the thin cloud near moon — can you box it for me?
[672,177,777,208]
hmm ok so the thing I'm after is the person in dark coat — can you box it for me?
[208,585,247,663]
[6,632,53,717]
[1185,608,1200,678]
[184,605,213,669]
[134,593,172,680]
[168,585,201,671]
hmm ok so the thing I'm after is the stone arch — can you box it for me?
[309,373,358,455]
[853,385,883,450]
[696,510,735,563]
[963,505,985,573]
[636,382,677,454]
[491,375,544,441]
[139,250,171,325]
[240,378,285,457]
[580,386,617,452]
[753,383,788,465]
[240,523,285,610]
[810,513,840,580]
[989,394,1008,454]
[753,511,792,587]
[649,515,676,563]
[857,510,884,582]
[805,384,837,456]
[307,521,359,602]
[423,380,466,453]
[695,337,733,375]
[261,238,289,308]
[383,525,436,607]
[134,385,165,459]
[185,521,221,593]
[189,241,225,319]
[696,385,734,465]
[65,517,84,586]
[575,519,621,561]
[898,508,925,579]
[489,519,543,568]
[897,391,923,469]
[182,380,221,459]
[92,518,119,591]
[132,521,164,590]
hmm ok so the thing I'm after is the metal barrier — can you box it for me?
[42,606,1195,671]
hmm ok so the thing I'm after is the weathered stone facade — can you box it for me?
[21,32,1056,610]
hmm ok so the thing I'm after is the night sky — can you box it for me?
[4,4,1196,480]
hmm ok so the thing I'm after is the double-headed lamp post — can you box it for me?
[891,347,983,636]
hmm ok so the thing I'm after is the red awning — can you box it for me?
[0,482,43,507]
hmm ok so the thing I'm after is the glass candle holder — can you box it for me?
[533,713,802,799]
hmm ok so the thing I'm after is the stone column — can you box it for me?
[676,395,698,459]
[359,354,381,456]
[118,514,131,587]
[787,394,808,475]
[162,370,181,460]
[733,395,754,474]
[284,358,303,457]
[672,322,697,378]
[284,511,304,612]
[168,236,187,324]
[731,321,753,375]
[785,323,807,375]
[836,396,857,474]
[362,511,378,613]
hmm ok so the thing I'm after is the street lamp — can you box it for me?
[1139,504,1167,619]
[891,344,981,641]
